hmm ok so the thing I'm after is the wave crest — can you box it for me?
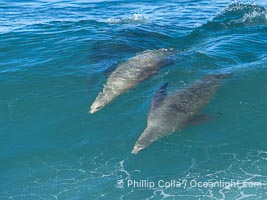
[202,2,267,30]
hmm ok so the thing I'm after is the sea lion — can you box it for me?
[131,74,230,154]
[89,48,174,114]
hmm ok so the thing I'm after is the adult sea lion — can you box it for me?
[89,48,174,114]
[131,74,230,154]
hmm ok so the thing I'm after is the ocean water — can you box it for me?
[1,0,267,199]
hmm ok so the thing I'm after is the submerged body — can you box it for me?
[131,74,229,154]
[90,48,174,113]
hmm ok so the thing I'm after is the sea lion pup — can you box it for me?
[89,48,175,114]
[131,74,230,154]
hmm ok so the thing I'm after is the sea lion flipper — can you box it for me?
[186,114,215,126]
[150,83,168,110]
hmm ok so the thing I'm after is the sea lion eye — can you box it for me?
[95,106,101,110]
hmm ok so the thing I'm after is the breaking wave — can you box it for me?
[200,2,267,31]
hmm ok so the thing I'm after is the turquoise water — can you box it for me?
[1,0,267,199]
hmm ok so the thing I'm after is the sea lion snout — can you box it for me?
[89,105,102,114]
[90,96,106,114]
[131,145,145,154]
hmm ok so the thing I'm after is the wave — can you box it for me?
[181,2,267,75]
[200,2,267,31]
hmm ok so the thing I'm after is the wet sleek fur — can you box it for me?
[132,74,229,154]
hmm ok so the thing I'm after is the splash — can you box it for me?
[106,13,149,24]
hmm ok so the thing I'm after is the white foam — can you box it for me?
[106,13,149,24]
